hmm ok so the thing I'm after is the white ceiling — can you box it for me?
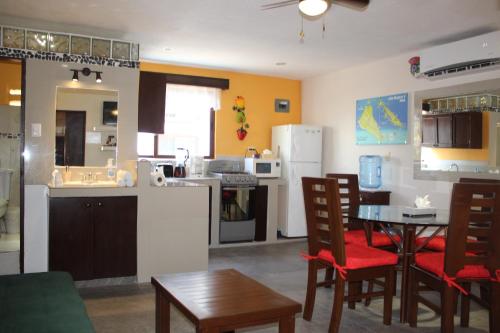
[0,0,499,79]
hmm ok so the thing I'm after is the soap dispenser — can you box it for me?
[106,158,116,180]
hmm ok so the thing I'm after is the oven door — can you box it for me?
[220,186,256,221]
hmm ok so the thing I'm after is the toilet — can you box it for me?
[0,169,13,231]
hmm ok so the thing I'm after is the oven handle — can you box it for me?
[222,187,256,191]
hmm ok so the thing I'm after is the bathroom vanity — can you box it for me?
[49,195,137,281]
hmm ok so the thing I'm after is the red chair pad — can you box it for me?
[344,229,400,247]
[416,235,446,252]
[317,244,398,270]
[415,252,490,279]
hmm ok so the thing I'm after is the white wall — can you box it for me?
[302,52,500,209]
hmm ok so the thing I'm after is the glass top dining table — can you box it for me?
[346,205,450,323]
[352,205,449,227]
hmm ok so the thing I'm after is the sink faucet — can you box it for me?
[449,163,459,172]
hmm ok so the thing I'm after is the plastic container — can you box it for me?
[359,155,382,189]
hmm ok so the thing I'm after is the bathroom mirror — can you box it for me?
[55,87,118,167]
[414,78,500,179]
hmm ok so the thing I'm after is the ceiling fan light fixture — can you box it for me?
[299,0,328,16]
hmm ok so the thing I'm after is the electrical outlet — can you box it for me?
[247,146,256,151]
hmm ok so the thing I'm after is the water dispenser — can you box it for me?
[359,155,382,189]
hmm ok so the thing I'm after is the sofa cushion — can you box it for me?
[0,271,94,333]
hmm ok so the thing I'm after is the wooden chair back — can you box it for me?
[444,183,500,278]
[326,173,362,229]
[302,177,347,266]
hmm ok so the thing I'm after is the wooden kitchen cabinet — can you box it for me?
[254,185,268,242]
[453,112,482,148]
[421,112,481,148]
[49,196,137,281]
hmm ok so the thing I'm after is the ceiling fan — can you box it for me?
[261,0,370,16]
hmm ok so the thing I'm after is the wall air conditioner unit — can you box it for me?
[420,31,500,79]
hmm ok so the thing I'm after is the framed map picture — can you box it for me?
[356,92,408,145]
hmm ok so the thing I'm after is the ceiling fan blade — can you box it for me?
[331,0,370,10]
[261,0,298,10]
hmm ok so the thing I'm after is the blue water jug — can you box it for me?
[359,155,382,189]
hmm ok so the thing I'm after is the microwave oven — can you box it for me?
[244,158,281,178]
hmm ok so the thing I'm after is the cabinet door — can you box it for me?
[92,196,137,279]
[454,112,482,148]
[421,116,437,147]
[453,113,471,148]
[436,115,452,147]
[49,198,93,281]
[254,185,268,241]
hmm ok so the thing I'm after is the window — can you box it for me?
[138,84,220,158]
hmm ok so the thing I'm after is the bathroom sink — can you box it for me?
[61,180,118,188]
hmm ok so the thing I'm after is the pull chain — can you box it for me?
[299,16,305,42]
[322,16,326,39]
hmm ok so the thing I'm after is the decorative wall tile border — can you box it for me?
[0,133,23,139]
[0,25,140,68]
[0,47,139,68]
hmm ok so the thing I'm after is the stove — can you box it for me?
[210,171,258,186]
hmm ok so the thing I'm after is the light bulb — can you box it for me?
[299,0,328,16]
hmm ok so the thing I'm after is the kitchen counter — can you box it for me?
[49,186,138,198]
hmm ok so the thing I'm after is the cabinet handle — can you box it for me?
[85,203,91,208]
[97,202,103,207]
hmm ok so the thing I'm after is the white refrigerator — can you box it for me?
[272,124,322,237]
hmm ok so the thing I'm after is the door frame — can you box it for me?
[0,56,26,273]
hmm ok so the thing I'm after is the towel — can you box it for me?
[116,170,134,187]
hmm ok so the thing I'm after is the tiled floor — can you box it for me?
[80,241,489,333]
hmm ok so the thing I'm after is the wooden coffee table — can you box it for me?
[152,269,302,333]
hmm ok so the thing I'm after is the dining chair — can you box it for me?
[416,177,500,309]
[301,177,397,333]
[408,182,500,333]
[325,173,399,307]
[416,178,500,253]
[325,173,399,248]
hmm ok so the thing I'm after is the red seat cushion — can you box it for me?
[415,252,490,279]
[344,229,400,247]
[416,235,446,252]
[317,244,398,270]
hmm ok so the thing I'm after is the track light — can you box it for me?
[70,67,103,83]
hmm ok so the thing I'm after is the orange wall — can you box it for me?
[429,112,489,161]
[140,62,301,157]
[0,60,22,105]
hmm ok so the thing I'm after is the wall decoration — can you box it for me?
[275,98,290,113]
[356,92,408,145]
[0,25,140,68]
[233,96,250,140]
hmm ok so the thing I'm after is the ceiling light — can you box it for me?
[95,72,102,83]
[72,70,79,82]
[275,62,287,66]
[9,89,21,96]
[9,100,21,107]
[299,0,328,16]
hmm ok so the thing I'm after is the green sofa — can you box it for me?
[0,271,95,333]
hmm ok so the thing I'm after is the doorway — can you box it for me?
[0,58,24,275]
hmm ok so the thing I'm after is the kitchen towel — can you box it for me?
[117,170,134,187]
[150,171,166,187]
